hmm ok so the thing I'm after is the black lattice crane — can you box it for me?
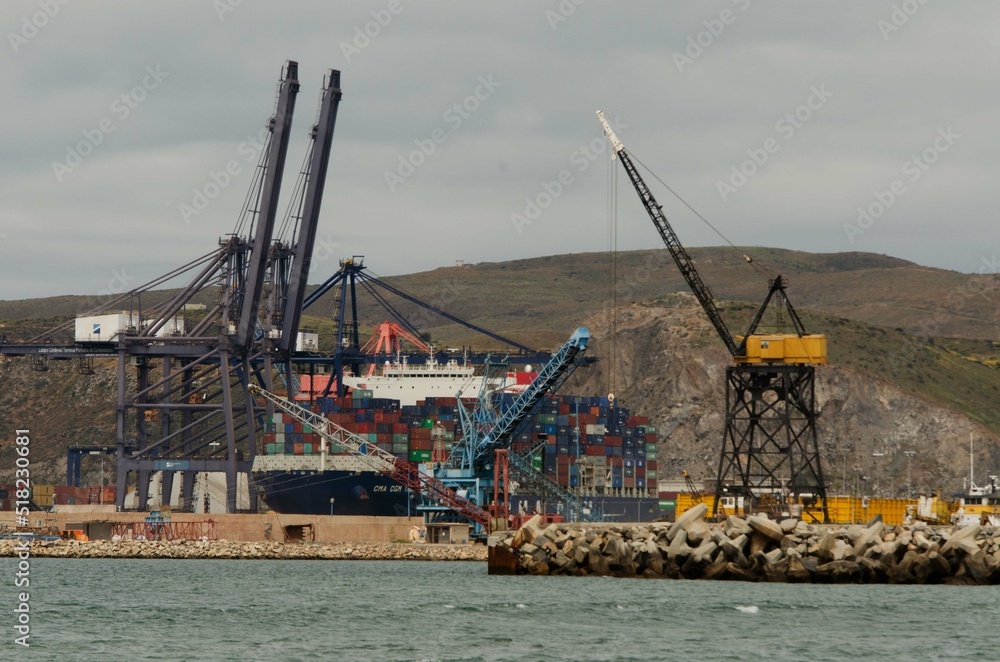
[597,111,829,522]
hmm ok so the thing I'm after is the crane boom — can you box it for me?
[278,69,343,352]
[236,61,300,348]
[474,328,590,461]
[248,383,491,527]
[597,111,739,356]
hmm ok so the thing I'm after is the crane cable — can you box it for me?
[607,144,618,398]
[627,149,774,283]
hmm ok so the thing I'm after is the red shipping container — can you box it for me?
[558,404,570,415]
[647,461,657,471]
[646,434,657,443]
[606,435,623,447]
[586,446,604,456]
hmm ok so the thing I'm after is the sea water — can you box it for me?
[1,558,995,661]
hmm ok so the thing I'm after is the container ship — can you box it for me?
[252,360,664,521]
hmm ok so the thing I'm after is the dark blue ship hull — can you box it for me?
[253,470,413,516]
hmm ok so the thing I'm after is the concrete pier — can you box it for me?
[1,507,423,544]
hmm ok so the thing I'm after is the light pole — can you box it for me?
[872,451,884,498]
[840,447,851,495]
[329,498,335,516]
[904,450,916,496]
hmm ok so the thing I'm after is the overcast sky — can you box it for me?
[1,1,997,300]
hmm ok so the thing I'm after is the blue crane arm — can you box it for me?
[474,327,589,461]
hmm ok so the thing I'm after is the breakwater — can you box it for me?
[0,539,485,561]
[492,505,1000,584]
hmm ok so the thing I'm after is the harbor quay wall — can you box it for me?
[491,505,1000,584]
[0,509,424,544]
[0,538,486,561]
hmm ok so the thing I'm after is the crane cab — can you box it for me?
[738,334,827,365]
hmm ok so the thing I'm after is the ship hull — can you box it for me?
[255,465,663,522]
[253,469,412,517]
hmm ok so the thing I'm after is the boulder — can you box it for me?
[665,531,694,562]
[780,518,799,534]
[724,515,752,538]
[701,560,728,580]
[747,514,785,543]
[940,524,981,556]
[852,522,885,556]
[749,532,771,556]
[816,560,863,583]
[764,557,790,583]
[786,555,811,582]
[667,502,708,540]
[725,562,760,582]
[685,519,712,546]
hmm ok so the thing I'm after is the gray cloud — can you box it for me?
[1,0,997,300]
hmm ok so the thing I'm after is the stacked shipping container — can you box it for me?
[0,484,115,510]
[260,392,660,498]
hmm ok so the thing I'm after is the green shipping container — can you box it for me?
[645,443,658,455]
[303,424,313,434]
[410,450,432,462]
[303,443,313,454]
[265,443,276,455]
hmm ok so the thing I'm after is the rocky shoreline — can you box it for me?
[493,505,1000,584]
[0,539,486,561]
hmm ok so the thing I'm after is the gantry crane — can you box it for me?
[597,111,830,522]
[448,328,603,522]
[0,62,342,513]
